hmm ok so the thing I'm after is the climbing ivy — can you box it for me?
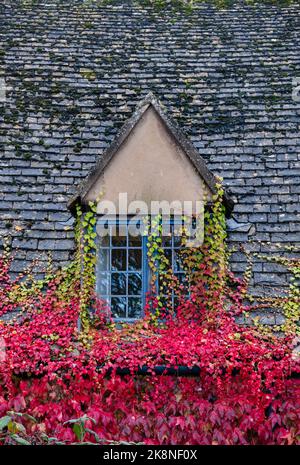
[73,178,299,336]
[77,202,98,331]
[0,179,298,445]
[240,241,300,336]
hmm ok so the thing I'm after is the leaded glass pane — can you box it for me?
[98,248,110,270]
[112,231,126,247]
[128,298,142,319]
[128,249,142,271]
[111,249,126,271]
[97,273,110,295]
[128,273,142,296]
[111,297,126,319]
[111,272,126,295]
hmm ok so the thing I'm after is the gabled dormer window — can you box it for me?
[68,92,232,322]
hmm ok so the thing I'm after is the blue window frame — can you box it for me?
[96,216,189,322]
[96,217,149,321]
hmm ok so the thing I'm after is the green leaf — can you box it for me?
[73,423,84,442]
[11,434,31,445]
[0,416,11,430]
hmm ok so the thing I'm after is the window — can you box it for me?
[96,217,190,321]
[96,218,147,321]
[158,219,190,311]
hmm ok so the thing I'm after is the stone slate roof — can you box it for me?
[1,0,300,317]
